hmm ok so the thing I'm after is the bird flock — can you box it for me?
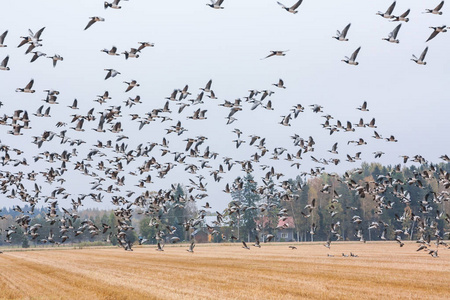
[0,1,448,256]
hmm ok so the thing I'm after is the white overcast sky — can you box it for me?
[0,0,449,211]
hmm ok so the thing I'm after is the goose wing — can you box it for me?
[400,8,410,17]
[1,56,9,67]
[391,24,402,39]
[350,47,361,61]
[419,47,428,60]
[386,1,396,14]
[435,1,444,11]
[426,29,439,42]
[84,18,96,30]
[25,79,34,89]
[0,30,7,44]
[341,23,351,38]
[291,0,303,10]
[34,27,46,39]
[277,1,287,9]
[205,79,212,90]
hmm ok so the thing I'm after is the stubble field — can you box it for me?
[0,242,449,300]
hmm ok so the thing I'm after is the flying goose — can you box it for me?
[16,79,35,93]
[122,48,140,59]
[84,17,105,30]
[357,101,369,111]
[101,46,119,55]
[0,56,9,71]
[104,0,126,9]
[372,131,383,139]
[137,42,155,51]
[377,1,396,19]
[411,47,428,65]
[424,1,444,15]
[383,24,402,43]
[261,50,289,60]
[200,79,212,92]
[386,135,398,142]
[277,0,303,14]
[123,80,140,92]
[207,0,225,9]
[30,51,46,63]
[342,47,361,65]
[333,23,351,41]
[272,78,286,88]
[392,9,410,22]
[47,54,63,67]
[0,30,7,47]
[426,26,447,42]
[104,68,121,80]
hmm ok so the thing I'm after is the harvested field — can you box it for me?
[0,242,449,300]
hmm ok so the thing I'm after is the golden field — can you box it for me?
[0,242,449,300]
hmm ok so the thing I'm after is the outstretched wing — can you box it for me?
[350,47,361,61]
[25,79,34,89]
[34,27,46,39]
[1,56,9,67]
[435,1,444,11]
[291,0,304,10]
[277,1,287,9]
[386,1,396,14]
[426,30,439,42]
[0,30,8,44]
[419,47,428,60]
[391,24,402,39]
[400,8,410,17]
[341,23,351,38]
[84,19,96,30]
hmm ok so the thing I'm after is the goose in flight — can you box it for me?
[377,1,396,19]
[272,78,286,88]
[207,0,225,9]
[104,0,127,9]
[200,79,212,92]
[101,46,119,56]
[261,50,289,60]
[122,48,140,59]
[137,42,155,51]
[411,47,428,65]
[426,26,447,42]
[386,135,398,142]
[424,1,444,15]
[47,54,63,67]
[342,47,361,65]
[30,51,46,63]
[84,17,105,30]
[124,80,140,92]
[16,79,35,93]
[357,101,369,111]
[392,9,410,22]
[333,23,351,41]
[104,69,120,80]
[277,0,303,14]
[0,56,9,71]
[0,30,7,47]
[383,24,402,43]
